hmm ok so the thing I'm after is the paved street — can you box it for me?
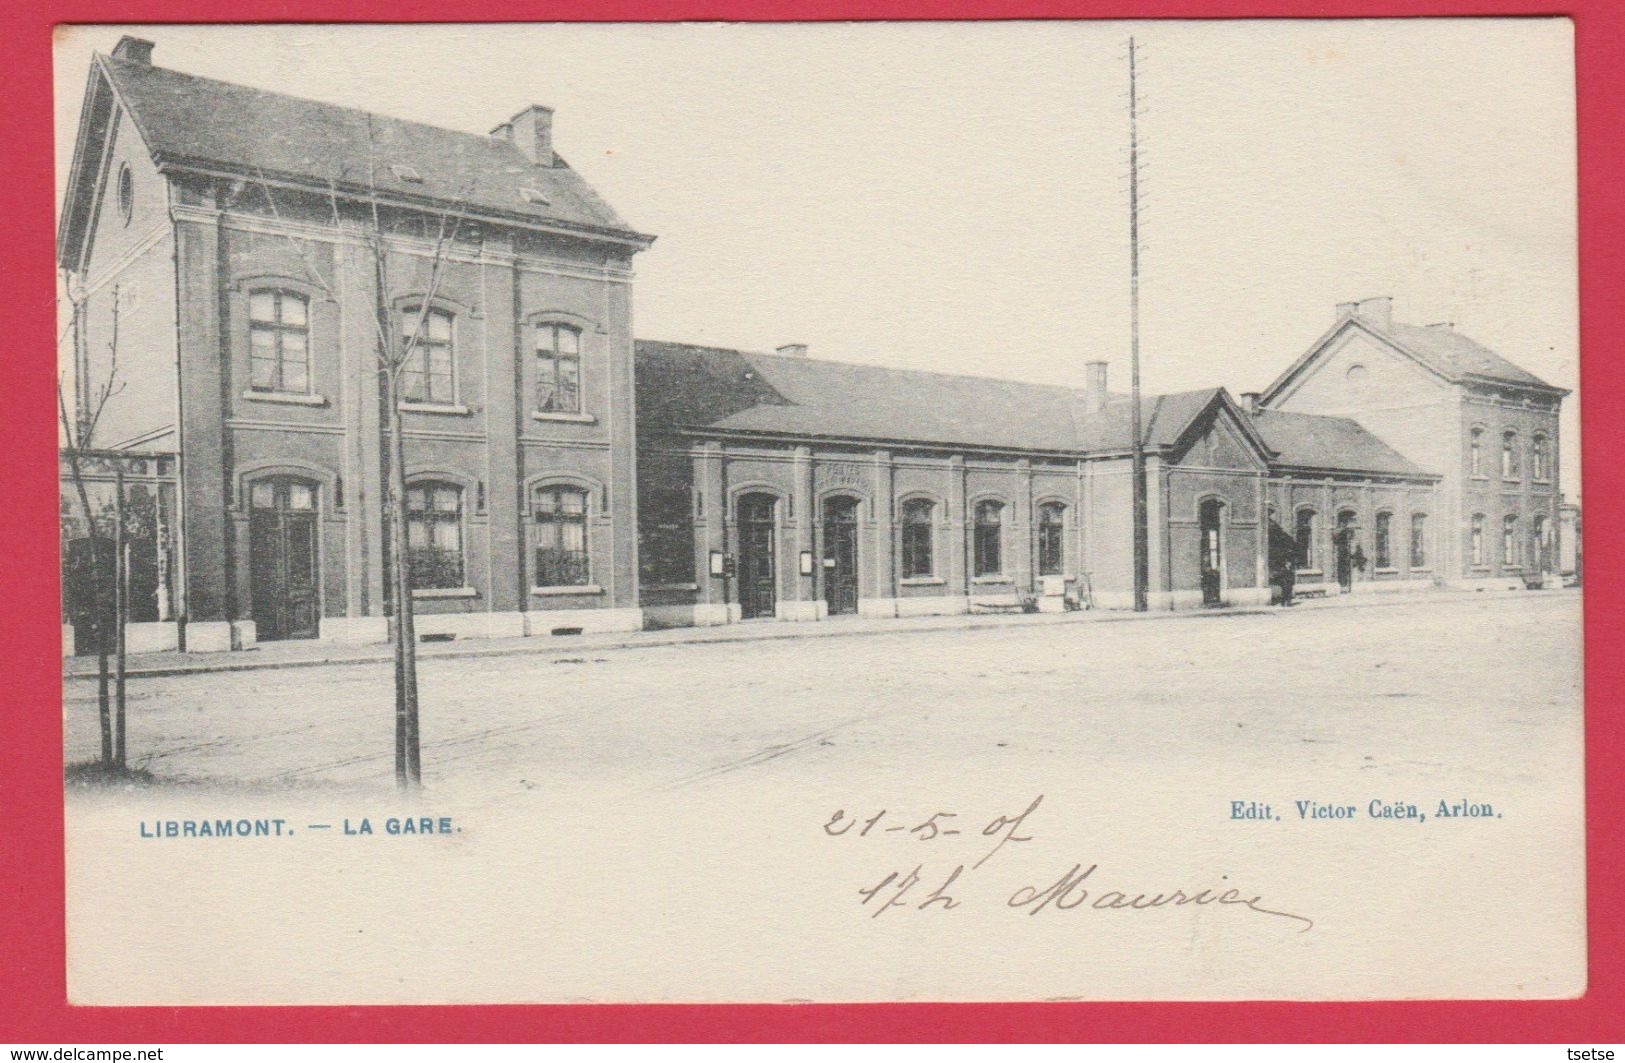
[64,591,1582,795]
[64,589,1586,1003]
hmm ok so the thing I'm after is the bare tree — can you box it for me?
[255,126,468,789]
[58,271,125,771]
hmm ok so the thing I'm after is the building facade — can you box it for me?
[59,38,652,653]
[1259,297,1569,588]
[58,41,1569,654]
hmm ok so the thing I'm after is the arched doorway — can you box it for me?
[249,476,320,640]
[1198,498,1224,606]
[737,493,778,620]
[822,496,860,615]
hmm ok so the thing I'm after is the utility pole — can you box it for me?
[1128,36,1149,612]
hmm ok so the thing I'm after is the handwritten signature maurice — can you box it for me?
[823,796,1315,932]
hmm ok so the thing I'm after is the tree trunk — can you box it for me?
[384,371,421,788]
[113,467,127,769]
[65,451,114,769]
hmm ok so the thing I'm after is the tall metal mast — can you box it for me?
[1128,36,1149,612]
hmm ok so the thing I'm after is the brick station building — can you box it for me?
[57,39,1570,653]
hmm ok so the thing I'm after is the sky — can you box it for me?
[54,20,1579,495]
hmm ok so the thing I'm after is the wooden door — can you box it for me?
[737,494,777,620]
[1199,498,1223,606]
[250,478,320,640]
[823,497,860,615]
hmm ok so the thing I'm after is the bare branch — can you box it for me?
[254,167,338,298]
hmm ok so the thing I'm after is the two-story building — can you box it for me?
[58,36,652,653]
[1259,296,1569,588]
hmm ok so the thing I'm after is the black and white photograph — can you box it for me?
[54,20,1582,1004]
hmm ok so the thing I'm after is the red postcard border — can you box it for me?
[2,0,1619,1044]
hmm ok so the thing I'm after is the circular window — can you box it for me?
[1345,363,1369,388]
[116,164,134,224]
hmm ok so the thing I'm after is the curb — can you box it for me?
[64,604,1281,682]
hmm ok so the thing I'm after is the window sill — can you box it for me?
[899,576,944,586]
[401,401,471,417]
[243,390,327,407]
[1294,569,1323,578]
[644,582,698,592]
[1410,568,1432,574]
[533,584,603,597]
[531,410,596,424]
[971,575,1010,584]
[413,586,478,599]
[1374,567,1399,575]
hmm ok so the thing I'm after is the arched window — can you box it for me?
[1374,511,1393,569]
[1502,514,1520,567]
[536,323,582,414]
[1471,513,1486,567]
[1532,433,1550,481]
[406,481,464,589]
[1294,508,1317,570]
[1037,502,1067,577]
[400,306,455,404]
[900,498,935,579]
[248,290,310,393]
[1502,430,1520,479]
[1410,513,1428,569]
[973,500,1004,577]
[1469,428,1484,476]
[533,485,590,587]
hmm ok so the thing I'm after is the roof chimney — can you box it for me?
[1336,301,1358,320]
[775,343,809,358]
[112,37,155,66]
[492,105,554,167]
[1353,296,1393,329]
[1240,391,1261,415]
[1084,360,1109,412]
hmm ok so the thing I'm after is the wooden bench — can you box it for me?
[970,592,1039,614]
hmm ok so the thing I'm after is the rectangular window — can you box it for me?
[1037,503,1066,577]
[1294,510,1317,570]
[900,499,935,578]
[248,290,311,394]
[1410,514,1427,569]
[536,324,582,414]
[534,487,591,586]
[973,501,1003,577]
[401,308,455,404]
[1374,512,1392,569]
[1471,515,1486,567]
[406,482,464,589]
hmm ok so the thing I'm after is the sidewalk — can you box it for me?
[63,584,1575,681]
[65,600,1270,681]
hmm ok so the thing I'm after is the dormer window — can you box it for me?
[390,164,423,184]
[518,187,550,206]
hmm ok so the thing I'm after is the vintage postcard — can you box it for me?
[55,19,1583,1004]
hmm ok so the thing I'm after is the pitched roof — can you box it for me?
[635,340,1247,456]
[1249,409,1434,477]
[1382,321,1560,390]
[97,53,648,243]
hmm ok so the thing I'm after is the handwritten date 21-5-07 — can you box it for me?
[823,796,1314,932]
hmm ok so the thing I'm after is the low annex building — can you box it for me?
[57,40,1569,654]
[633,341,1439,624]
